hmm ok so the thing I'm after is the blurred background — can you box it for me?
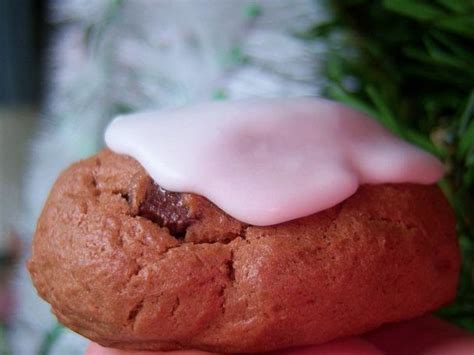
[1,0,46,352]
[0,0,473,354]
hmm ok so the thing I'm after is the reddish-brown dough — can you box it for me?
[28,149,460,353]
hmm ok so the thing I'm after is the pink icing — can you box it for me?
[105,97,444,226]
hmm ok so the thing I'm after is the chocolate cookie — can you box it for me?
[28,149,460,353]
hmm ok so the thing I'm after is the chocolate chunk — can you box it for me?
[138,182,194,238]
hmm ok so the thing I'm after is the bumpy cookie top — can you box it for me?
[28,150,459,352]
[105,98,444,225]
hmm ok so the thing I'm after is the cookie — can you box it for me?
[28,149,460,353]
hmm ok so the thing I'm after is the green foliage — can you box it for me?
[38,323,64,355]
[0,323,9,355]
[305,0,474,330]
[243,3,263,18]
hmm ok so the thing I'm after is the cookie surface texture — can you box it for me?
[28,150,460,353]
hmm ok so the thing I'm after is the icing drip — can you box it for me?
[105,98,444,226]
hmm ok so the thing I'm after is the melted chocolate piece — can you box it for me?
[138,182,193,238]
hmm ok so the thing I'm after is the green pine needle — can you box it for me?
[38,323,65,355]
[0,323,9,355]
